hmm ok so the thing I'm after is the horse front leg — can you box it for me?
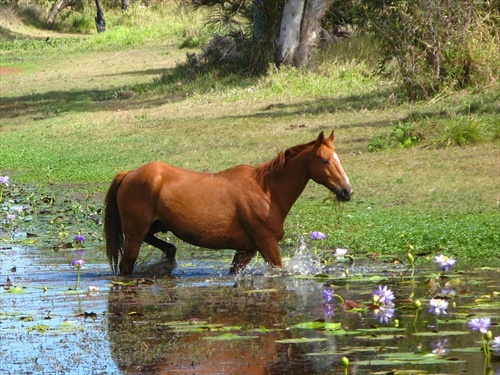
[229,240,283,274]
[258,241,283,270]
[230,250,257,274]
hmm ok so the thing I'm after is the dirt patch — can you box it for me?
[0,66,22,74]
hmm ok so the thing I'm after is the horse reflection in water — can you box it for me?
[104,131,352,275]
[107,278,339,375]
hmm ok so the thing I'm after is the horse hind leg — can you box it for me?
[119,219,153,275]
[144,220,177,272]
[119,236,143,275]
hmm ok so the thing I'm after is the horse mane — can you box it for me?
[255,140,315,188]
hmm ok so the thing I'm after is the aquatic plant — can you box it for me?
[468,317,492,334]
[413,299,422,327]
[70,259,85,291]
[491,336,500,354]
[431,339,450,356]
[468,317,493,359]
[323,304,334,318]
[407,252,415,277]
[4,208,23,241]
[308,231,327,258]
[0,175,9,202]
[322,285,345,307]
[428,298,449,316]
[309,231,326,240]
[435,254,456,273]
[372,285,395,306]
[74,234,86,247]
[322,287,334,304]
[341,356,349,375]
[0,176,10,185]
[87,285,99,294]
[372,306,395,324]
[334,248,348,260]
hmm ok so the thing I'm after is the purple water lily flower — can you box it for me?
[0,176,10,186]
[431,339,450,355]
[491,336,500,353]
[323,288,334,304]
[71,259,85,269]
[467,317,491,334]
[372,285,395,306]
[324,304,334,318]
[6,214,16,221]
[435,254,456,272]
[74,235,86,243]
[428,298,449,315]
[373,306,395,324]
[309,231,327,240]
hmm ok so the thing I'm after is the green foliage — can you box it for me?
[368,122,422,152]
[1,1,498,265]
[285,201,500,265]
[391,123,421,148]
[428,117,495,149]
[355,0,500,100]
[367,136,390,153]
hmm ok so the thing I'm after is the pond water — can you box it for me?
[0,242,499,375]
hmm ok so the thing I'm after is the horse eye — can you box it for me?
[321,159,330,165]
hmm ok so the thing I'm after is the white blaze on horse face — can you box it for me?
[333,152,350,184]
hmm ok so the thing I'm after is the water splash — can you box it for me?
[286,235,323,275]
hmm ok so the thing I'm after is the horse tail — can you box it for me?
[104,171,129,274]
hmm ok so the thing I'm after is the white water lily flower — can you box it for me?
[334,248,348,259]
[87,286,99,294]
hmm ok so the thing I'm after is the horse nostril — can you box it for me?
[341,188,352,201]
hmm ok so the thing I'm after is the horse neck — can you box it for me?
[265,151,311,217]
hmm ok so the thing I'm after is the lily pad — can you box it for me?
[412,331,470,337]
[202,333,258,341]
[275,337,328,344]
[353,351,467,366]
[27,324,50,333]
[157,320,242,333]
[293,321,342,330]
[7,286,25,294]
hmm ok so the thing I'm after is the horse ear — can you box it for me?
[315,131,325,146]
[329,131,335,141]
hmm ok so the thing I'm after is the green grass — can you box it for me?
[0,2,499,266]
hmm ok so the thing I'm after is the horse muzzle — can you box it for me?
[335,186,353,202]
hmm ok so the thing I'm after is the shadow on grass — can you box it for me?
[2,61,499,125]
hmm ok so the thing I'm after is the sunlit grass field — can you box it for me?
[1,2,499,266]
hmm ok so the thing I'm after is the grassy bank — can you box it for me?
[1,3,499,266]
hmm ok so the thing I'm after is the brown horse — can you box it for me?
[104,131,352,275]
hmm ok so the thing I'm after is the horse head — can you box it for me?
[309,131,353,201]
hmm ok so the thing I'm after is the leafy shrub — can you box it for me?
[368,136,390,152]
[391,123,422,148]
[428,117,494,149]
[355,0,500,100]
[368,122,422,152]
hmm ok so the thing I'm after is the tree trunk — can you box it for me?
[275,0,331,68]
[296,0,332,67]
[46,0,77,29]
[95,0,106,33]
[275,0,305,67]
